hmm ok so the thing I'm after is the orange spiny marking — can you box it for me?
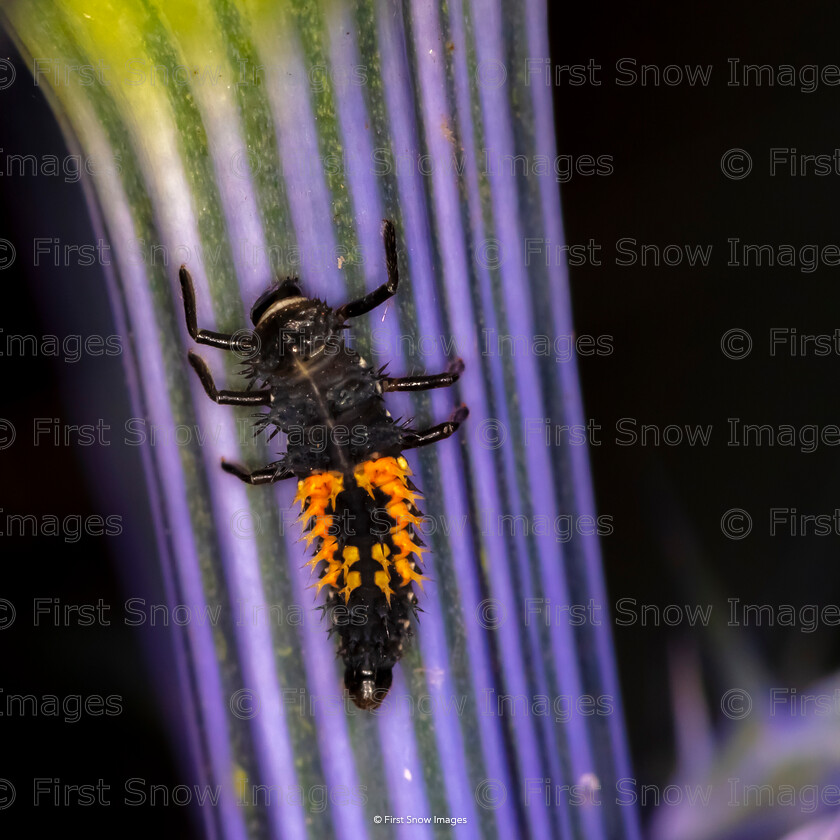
[340,547,362,601]
[371,542,391,572]
[391,528,425,558]
[354,459,419,504]
[297,471,344,592]
[386,501,421,529]
[303,515,333,546]
[374,569,394,606]
[340,546,361,595]
[297,471,344,508]
[304,536,339,574]
[313,566,342,595]
[394,556,428,588]
[354,457,416,495]
[297,473,343,516]
[313,535,338,560]
[298,500,327,529]
[354,458,428,599]
[340,570,362,603]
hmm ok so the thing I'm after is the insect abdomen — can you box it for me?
[296,456,426,708]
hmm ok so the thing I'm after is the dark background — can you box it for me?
[552,0,840,792]
[3,1,840,835]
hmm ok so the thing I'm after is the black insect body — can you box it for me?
[179,220,467,709]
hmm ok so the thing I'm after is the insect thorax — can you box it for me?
[249,297,404,472]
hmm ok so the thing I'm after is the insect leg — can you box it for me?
[179,265,239,350]
[221,460,294,485]
[188,352,270,406]
[335,219,399,319]
[402,405,469,449]
[382,359,464,392]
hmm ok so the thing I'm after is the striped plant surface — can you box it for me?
[1,1,641,839]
